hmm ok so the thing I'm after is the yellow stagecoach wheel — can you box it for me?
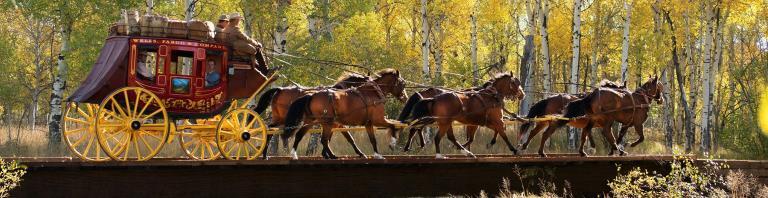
[215,109,267,160]
[62,102,109,161]
[95,87,170,161]
[178,119,221,160]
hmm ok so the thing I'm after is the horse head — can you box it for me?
[640,76,664,105]
[373,69,408,102]
[490,71,525,100]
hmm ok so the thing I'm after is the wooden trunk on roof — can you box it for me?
[166,20,189,39]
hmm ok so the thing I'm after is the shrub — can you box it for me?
[0,158,26,198]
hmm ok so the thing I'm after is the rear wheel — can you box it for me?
[216,109,267,160]
[95,87,170,161]
[178,119,221,160]
[62,102,109,161]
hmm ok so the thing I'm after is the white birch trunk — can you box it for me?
[185,0,195,21]
[274,0,289,54]
[620,0,632,83]
[434,16,444,85]
[518,0,537,119]
[700,4,714,155]
[48,25,70,144]
[421,0,430,82]
[537,0,551,94]
[146,0,154,15]
[471,11,479,86]
[568,0,582,150]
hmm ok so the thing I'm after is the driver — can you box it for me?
[223,13,268,73]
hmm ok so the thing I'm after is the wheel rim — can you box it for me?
[216,109,267,160]
[178,119,221,160]
[95,87,170,161]
[62,102,109,161]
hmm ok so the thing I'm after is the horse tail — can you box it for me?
[409,99,435,127]
[397,92,423,122]
[520,98,549,134]
[564,92,594,119]
[282,95,312,142]
[254,88,280,114]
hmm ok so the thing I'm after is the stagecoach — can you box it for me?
[63,36,275,161]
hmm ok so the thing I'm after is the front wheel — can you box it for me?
[215,109,267,160]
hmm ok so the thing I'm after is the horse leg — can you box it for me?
[491,122,518,155]
[290,126,311,160]
[364,124,384,159]
[341,131,367,158]
[261,134,272,160]
[615,125,631,148]
[434,124,448,159]
[630,125,645,147]
[447,126,475,158]
[579,123,594,157]
[521,123,547,150]
[462,125,479,151]
[403,127,420,152]
[487,132,498,149]
[538,122,563,157]
[602,122,626,156]
[320,125,337,159]
[417,127,427,148]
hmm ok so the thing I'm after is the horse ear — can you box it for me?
[509,71,514,76]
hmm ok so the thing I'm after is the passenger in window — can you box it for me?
[205,60,221,87]
[136,52,155,81]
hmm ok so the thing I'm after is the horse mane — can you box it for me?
[563,92,595,118]
[337,73,369,83]
[375,68,399,77]
[598,80,624,89]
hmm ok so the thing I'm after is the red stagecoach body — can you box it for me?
[68,36,269,118]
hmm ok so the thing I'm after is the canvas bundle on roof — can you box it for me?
[109,10,216,42]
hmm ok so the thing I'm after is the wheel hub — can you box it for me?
[130,121,141,130]
[240,131,251,141]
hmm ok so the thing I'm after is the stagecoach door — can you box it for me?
[164,47,199,96]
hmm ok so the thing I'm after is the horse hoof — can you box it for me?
[435,154,447,159]
[290,150,299,160]
[538,153,548,158]
[461,149,476,158]
[403,148,411,152]
[373,153,385,160]
[580,152,588,157]
[619,151,628,156]
[486,143,494,149]
[359,154,368,159]
[586,148,597,155]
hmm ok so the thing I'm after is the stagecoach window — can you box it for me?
[136,49,158,82]
[205,52,223,88]
[170,50,195,76]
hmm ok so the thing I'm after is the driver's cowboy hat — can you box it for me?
[229,13,244,20]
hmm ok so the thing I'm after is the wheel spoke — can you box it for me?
[64,128,86,135]
[246,117,257,129]
[247,141,260,152]
[121,136,131,160]
[225,142,236,157]
[123,91,133,118]
[133,90,142,119]
[183,138,195,148]
[82,136,95,156]
[143,131,164,141]
[192,141,201,158]
[134,137,142,159]
[87,104,95,116]
[110,97,129,118]
[198,142,206,159]
[205,142,215,158]
[71,134,89,146]
[76,107,91,119]
[139,135,154,152]
[244,142,250,158]
[65,117,90,125]
[235,144,242,160]
[142,109,163,120]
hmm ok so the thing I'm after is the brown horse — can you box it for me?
[254,74,371,159]
[525,77,663,157]
[397,82,491,152]
[408,72,525,158]
[513,81,628,150]
[282,69,407,159]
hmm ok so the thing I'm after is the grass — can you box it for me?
[0,123,756,159]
